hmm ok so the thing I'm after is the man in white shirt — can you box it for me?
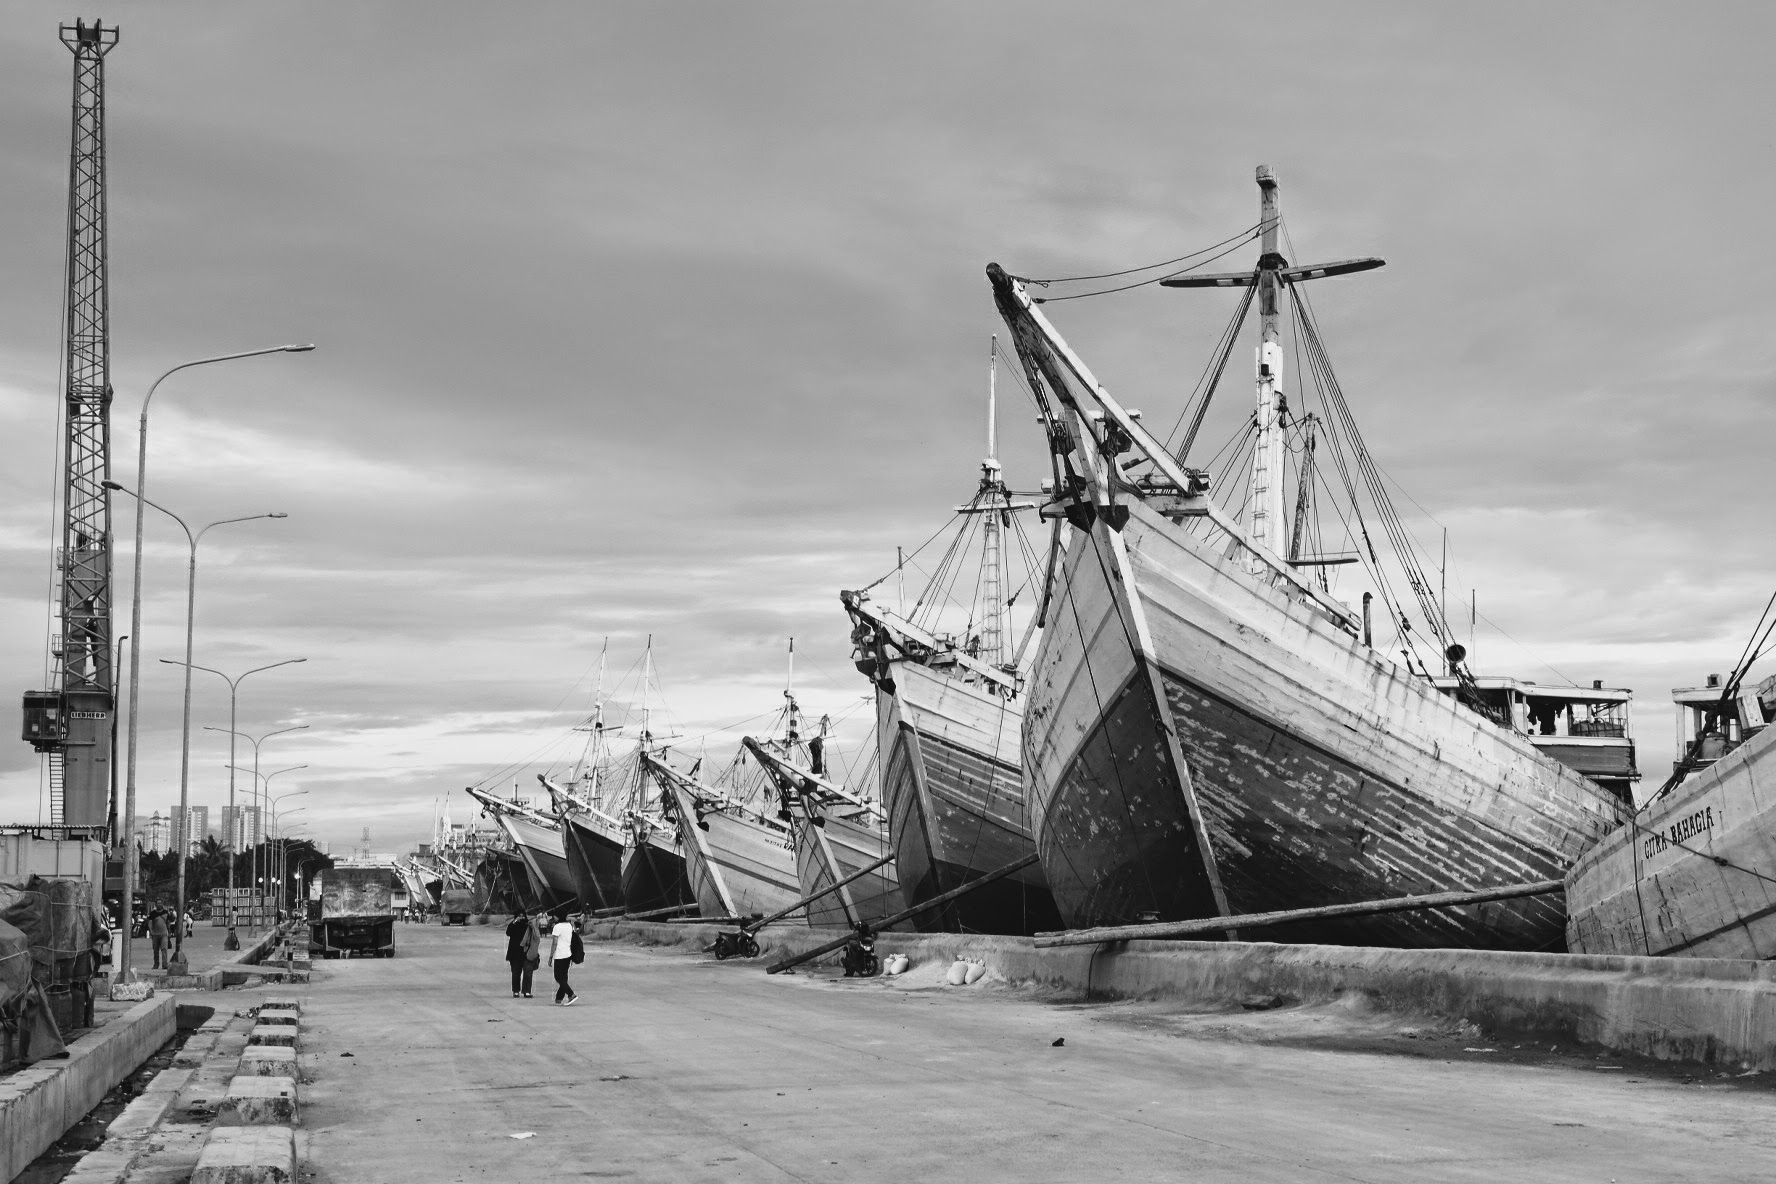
[550,913,579,1006]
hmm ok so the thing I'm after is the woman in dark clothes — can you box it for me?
[504,908,539,997]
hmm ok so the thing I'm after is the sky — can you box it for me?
[3,3,1775,853]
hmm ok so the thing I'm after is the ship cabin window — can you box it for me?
[1510,692,1628,739]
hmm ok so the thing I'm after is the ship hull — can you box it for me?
[664,782,804,922]
[472,851,534,915]
[879,660,1062,934]
[1567,724,1776,958]
[792,805,903,928]
[1024,502,1624,948]
[492,813,580,911]
[620,831,695,915]
[561,811,625,912]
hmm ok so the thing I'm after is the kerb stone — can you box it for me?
[237,1045,297,1076]
[191,1125,296,1183]
[218,1076,298,1126]
[246,1025,296,1048]
[257,1008,299,1027]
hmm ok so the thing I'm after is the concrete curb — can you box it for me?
[0,993,178,1183]
[191,1124,296,1183]
[594,919,1776,1070]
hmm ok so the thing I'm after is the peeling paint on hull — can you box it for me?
[879,660,1062,935]
[1025,501,1623,949]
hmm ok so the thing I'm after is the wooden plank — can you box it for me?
[1035,879,1564,947]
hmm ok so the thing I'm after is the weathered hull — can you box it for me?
[879,660,1062,934]
[620,832,694,914]
[472,852,533,915]
[664,781,803,922]
[1567,724,1776,958]
[561,812,625,912]
[792,805,903,928]
[492,813,580,911]
[1024,502,1624,948]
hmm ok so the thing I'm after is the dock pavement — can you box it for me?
[231,921,1776,1183]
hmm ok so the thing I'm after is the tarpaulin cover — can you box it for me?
[0,917,30,1011]
[0,876,93,983]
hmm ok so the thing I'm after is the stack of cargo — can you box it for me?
[209,887,280,927]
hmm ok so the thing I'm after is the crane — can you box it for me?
[20,20,120,832]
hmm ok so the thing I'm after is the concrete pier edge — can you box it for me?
[593,919,1776,1071]
[0,992,178,1182]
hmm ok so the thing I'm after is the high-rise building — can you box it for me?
[220,804,262,850]
[170,804,209,854]
[138,811,172,854]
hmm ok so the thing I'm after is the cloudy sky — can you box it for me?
[3,3,1774,852]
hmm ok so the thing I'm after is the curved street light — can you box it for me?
[103,481,284,955]
[173,659,305,904]
[208,724,307,929]
[115,343,314,978]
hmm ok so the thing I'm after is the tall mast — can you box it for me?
[1248,164,1288,570]
[784,637,799,748]
[980,337,1005,667]
[21,21,120,829]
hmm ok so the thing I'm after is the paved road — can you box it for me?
[289,923,1774,1183]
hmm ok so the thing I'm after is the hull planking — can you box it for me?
[620,830,695,914]
[1025,502,1625,949]
[665,781,804,922]
[1567,724,1776,958]
[561,810,625,913]
[879,659,1062,934]
[493,812,580,912]
[792,804,904,928]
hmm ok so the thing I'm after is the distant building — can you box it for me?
[138,811,172,854]
[170,804,209,854]
[220,805,263,850]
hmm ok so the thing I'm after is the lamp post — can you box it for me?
[103,481,284,957]
[115,343,314,979]
[267,801,307,918]
[207,724,307,929]
[171,659,305,920]
[242,777,307,921]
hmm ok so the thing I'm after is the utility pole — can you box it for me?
[21,20,121,832]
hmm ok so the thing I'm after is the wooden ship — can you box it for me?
[647,750,804,923]
[538,649,628,911]
[841,345,1063,934]
[743,693,903,929]
[1567,667,1776,957]
[989,166,1625,949]
[464,786,579,912]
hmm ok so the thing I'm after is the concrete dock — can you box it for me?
[276,922,1776,1183]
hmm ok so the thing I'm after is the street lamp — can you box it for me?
[170,659,305,913]
[267,804,307,919]
[115,342,314,979]
[207,724,307,929]
[103,481,284,957]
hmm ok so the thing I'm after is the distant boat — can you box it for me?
[648,750,803,923]
[465,786,580,912]
[988,166,1624,949]
[842,348,1062,934]
[745,729,903,929]
[1567,670,1776,957]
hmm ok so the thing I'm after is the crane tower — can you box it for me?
[20,20,120,830]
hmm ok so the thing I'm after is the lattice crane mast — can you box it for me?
[20,20,120,831]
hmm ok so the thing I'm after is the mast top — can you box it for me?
[1256,163,1276,189]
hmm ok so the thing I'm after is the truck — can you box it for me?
[309,867,396,958]
[439,888,475,926]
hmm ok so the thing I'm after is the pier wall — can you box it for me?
[594,920,1776,1071]
[0,992,176,1182]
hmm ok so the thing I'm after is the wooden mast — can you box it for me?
[1250,165,1288,571]
[980,337,1005,667]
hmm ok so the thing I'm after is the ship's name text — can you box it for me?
[1643,806,1716,858]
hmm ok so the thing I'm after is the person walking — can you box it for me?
[147,904,170,970]
[550,910,579,1006]
[505,909,540,998]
